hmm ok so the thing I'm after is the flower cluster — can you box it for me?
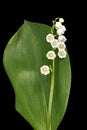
[40,17,67,75]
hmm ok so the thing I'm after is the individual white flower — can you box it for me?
[46,51,56,60]
[51,39,59,48]
[61,25,66,32]
[58,49,67,58]
[40,65,50,75]
[46,33,54,43]
[58,42,66,50]
[57,25,66,35]
[55,22,62,29]
[58,35,67,43]
[59,18,64,23]
[57,28,64,35]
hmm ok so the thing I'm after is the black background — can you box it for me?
[0,1,84,130]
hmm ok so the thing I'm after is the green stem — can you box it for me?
[47,59,55,130]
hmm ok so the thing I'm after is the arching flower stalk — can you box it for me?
[40,17,67,75]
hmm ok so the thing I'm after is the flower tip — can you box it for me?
[59,18,64,23]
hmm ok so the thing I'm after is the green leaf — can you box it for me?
[3,20,71,130]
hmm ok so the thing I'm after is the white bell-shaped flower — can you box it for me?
[58,35,67,43]
[58,42,66,50]
[40,65,50,75]
[51,39,59,48]
[55,22,62,29]
[46,33,54,43]
[46,51,56,60]
[58,49,67,58]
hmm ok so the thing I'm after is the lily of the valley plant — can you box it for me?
[3,17,71,130]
